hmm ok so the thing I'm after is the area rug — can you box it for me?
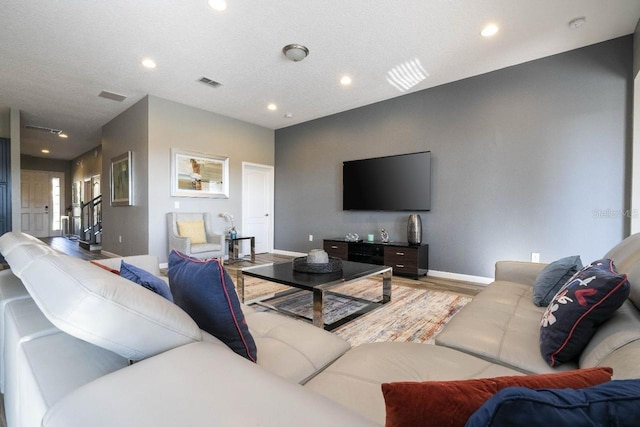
[240,277,471,346]
[261,291,371,325]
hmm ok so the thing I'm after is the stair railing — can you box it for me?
[80,195,102,244]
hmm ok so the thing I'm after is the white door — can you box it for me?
[21,170,50,237]
[20,170,65,238]
[242,163,274,254]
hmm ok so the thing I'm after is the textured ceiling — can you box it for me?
[1,0,639,160]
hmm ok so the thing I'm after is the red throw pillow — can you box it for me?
[381,366,613,427]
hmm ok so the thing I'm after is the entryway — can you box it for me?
[20,170,65,238]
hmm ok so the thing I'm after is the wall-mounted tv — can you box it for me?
[343,151,431,211]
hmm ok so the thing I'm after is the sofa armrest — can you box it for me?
[494,261,548,286]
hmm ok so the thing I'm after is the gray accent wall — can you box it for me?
[275,36,633,279]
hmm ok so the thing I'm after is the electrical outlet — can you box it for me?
[174,201,180,209]
[309,234,313,242]
[531,252,540,263]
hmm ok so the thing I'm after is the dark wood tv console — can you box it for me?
[323,238,428,279]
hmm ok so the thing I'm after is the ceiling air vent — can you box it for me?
[98,91,127,102]
[198,77,222,88]
[24,125,62,135]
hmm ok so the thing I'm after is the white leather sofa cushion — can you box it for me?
[0,270,30,392]
[20,253,202,360]
[305,342,522,425]
[0,231,44,255]
[43,341,377,427]
[243,305,351,384]
[435,280,577,373]
[4,298,61,426]
[4,243,58,278]
[16,331,129,427]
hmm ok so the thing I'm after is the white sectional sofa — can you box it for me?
[0,232,365,427]
[1,231,640,426]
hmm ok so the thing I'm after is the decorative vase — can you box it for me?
[407,214,422,245]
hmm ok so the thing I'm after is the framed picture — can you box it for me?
[110,151,132,206]
[171,148,229,198]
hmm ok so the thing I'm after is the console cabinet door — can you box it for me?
[323,241,348,260]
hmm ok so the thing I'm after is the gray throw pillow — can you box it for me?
[533,255,583,307]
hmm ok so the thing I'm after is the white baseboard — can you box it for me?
[427,270,492,285]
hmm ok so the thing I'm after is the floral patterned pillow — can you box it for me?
[539,259,629,367]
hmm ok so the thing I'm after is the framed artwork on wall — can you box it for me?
[110,151,132,206]
[170,148,229,198]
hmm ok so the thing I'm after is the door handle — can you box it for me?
[44,205,49,213]
[265,213,269,216]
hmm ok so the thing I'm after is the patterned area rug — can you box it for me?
[241,277,471,346]
[262,291,371,325]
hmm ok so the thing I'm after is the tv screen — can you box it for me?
[343,151,431,211]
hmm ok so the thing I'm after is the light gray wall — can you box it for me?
[147,96,274,263]
[275,36,633,279]
[101,96,150,256]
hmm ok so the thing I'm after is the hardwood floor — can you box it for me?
[38,237,111,261]
[37,238,484,297]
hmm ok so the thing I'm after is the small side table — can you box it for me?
[225,236,255,263]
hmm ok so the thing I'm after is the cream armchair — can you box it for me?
[167,212,225,260]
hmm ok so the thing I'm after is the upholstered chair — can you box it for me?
[166,212,225,260]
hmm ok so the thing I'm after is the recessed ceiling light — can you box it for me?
[141,58,157,69]
[481,24,499,37]
[340,75,352,86]
[208,0,227,11]
[58,133,68,139]
[41,149,50,154]
[267,103,277,111]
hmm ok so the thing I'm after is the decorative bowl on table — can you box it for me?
[293,249,343,274]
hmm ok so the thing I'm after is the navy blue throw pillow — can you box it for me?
[120,260,174,302]
[532,255,583,307]
[168,250,257,362]
[539,259,629,367]
[465,379,640,427]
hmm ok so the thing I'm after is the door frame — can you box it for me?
[242,162,274,254]
[20,170,65,237]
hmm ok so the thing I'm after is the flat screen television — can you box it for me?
[343,151,431,211]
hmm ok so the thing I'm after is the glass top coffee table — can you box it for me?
[237,260,392,330]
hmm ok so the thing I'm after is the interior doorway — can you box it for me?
[242,162,274,254]
[20,170,65,237]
